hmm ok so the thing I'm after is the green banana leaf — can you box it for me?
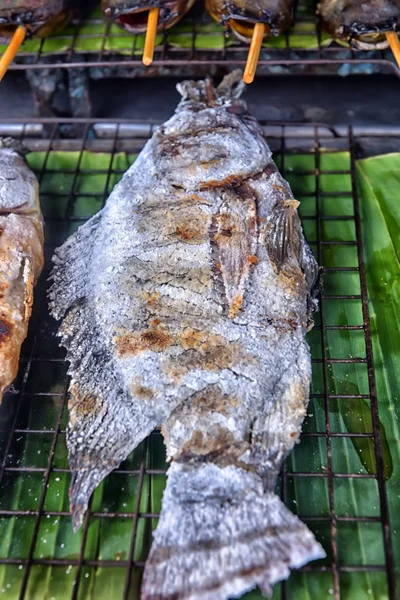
[0,148,398,600]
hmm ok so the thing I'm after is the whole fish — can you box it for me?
[0,0,74,40]
[0,139,44,399]
[205,0,294,42]
[318,0,400,49]
[101,0,196,34]
[49,71,325,599]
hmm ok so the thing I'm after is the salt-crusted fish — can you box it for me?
[0,0,75,41]
[49,71,325,598]
[101,0,196,34]
[0,139,44,398]
[205,0,294,42]
[318,0,400,49]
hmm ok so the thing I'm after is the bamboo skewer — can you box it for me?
[243,22,265,84]
[0,25,26,82]
[386,31,400,69]
[143,7,160,66]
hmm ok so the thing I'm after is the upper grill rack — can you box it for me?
[0,119,397,600]
[1,4,399,76]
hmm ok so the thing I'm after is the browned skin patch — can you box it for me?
[0,281,8,299]
[0,316,12,346]
[191,386,239,413]
[229,294,244,319]
[141,291,160,307]
[248,254,259,265]
[69,384,101,425]
[164,329,253,380]
[132,379,154,400]
[151,318,161,326]
[116,328,173,357]
[199,173,246,191]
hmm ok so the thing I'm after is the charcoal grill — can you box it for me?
[0,3,399,76]
[0,120,397,600]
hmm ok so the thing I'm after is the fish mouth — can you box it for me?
[228,18,269,43]
[0,9,73,40]
[350,31,391,50]
[117,8,153,33]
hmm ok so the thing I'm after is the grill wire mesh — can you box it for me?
[0,3,399,75]
[0,120,397,600]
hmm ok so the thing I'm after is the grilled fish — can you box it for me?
[101,0,196,34]
[0,140,44,398]
[318,0,400,49]
[49,71,325,598]
[0,0,74,40]
[205,0,294,42]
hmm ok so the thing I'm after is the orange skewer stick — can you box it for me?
[243,22,265,84]
[143,7,160,66]
[0,25,26,82]
[386,31,400,69]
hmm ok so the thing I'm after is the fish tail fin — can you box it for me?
[141,463,325,600]
[176,70,245,109]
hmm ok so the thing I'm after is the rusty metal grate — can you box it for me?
[1,4,399,76]
[0,119,397,600]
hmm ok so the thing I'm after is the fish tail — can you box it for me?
[141,462,325,600]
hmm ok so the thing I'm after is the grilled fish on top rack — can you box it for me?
[205,0,294,42]
[0,0,75,40]
[101,0,196,34]
[318,0,400,49]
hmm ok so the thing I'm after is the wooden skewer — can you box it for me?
[243,22,265,84]
[143,7,160,66]
[0,25,26,82]
[386,31,400,69]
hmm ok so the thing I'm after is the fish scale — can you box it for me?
[49,71,325,599]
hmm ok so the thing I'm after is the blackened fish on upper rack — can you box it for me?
[101,0,196,34]
[49,71,325,599]
[318,0,400,49]
[0,0,75,40]
[205,0,294,42]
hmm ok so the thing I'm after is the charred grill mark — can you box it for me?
[199,173,247,191]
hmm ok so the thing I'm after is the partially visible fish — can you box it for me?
[318,0,400,49]
[0,139,44,398]
[101,0,196,34]
[49,71,325,599]
[205,0,294,42]
[0,0,74,41]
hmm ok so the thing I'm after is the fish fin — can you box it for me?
[58,300,159,531]
[299,232,322,325]
[141,463,325,600]
[267,199,300,271]
[48,211,103,320]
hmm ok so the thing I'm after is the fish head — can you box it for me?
[153,73,269,188]
[0,143,39,214]
[101,0,196,34]
[205,0,293,41]
[0,0,74,40]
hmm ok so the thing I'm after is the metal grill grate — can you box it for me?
[1,4,399,75]
[0,119,397,600]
